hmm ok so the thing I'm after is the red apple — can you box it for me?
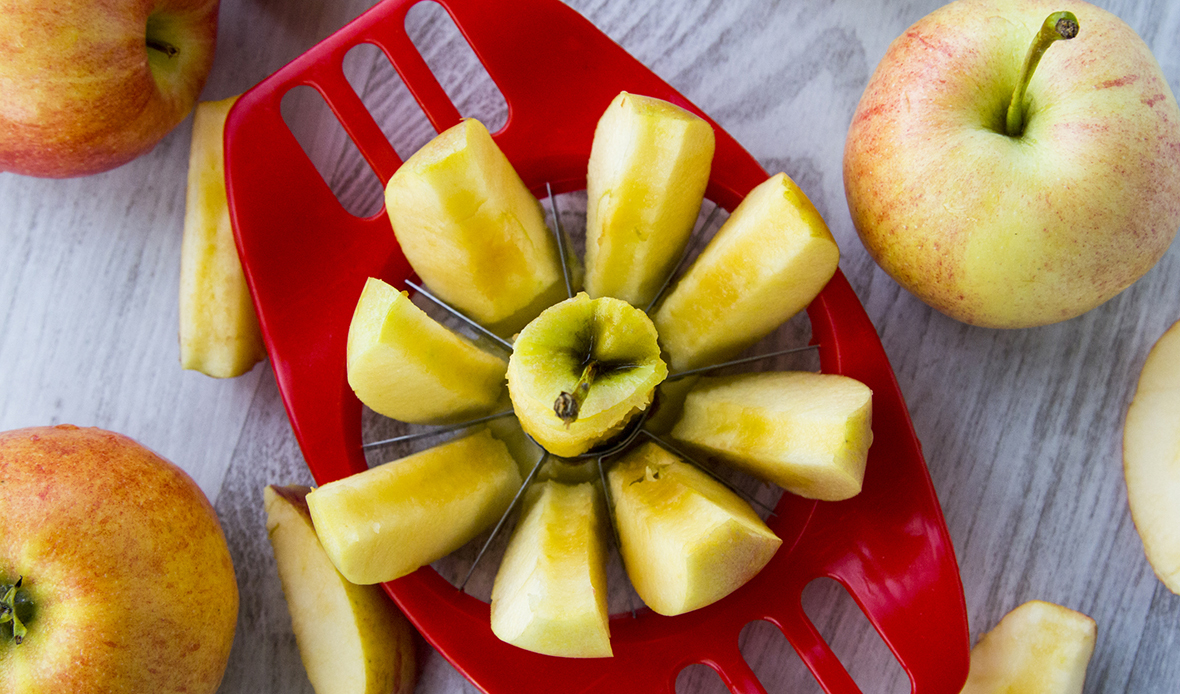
[844,0,1180,328]
[0,425,237,693]
[0,0,219,177]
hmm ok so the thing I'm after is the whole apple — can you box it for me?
[844,0,1180,328]
[0,0,218,177]
[0,425,237,693]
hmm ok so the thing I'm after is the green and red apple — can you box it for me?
[0,0,219,177]
[1123,319,1180,594]
[844,0,1180,328]
[0,425,237,693]
[265,485,417,694]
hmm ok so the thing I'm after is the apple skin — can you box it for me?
[844,0,1180,328]
[0,0,218,177]
[0,425,238,693]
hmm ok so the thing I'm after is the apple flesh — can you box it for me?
[844,0,1180,328]
[584,91,715,308]
[671,371,873,501]
[652,172,839,371]
[347,277,507,425]
[384,118,567,336]
[607,442,781,616]
[490,480,611,658]
[179,94,267,378]
[1123,319,1180,594]
[961,600,1096,693]
[0,425,237,693]
[306,428,522,585]
[264,485,416,694]
[0,0,219,177]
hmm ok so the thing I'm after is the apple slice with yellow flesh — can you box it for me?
[961,600,1096,694]
[385,118,568,336]
[179,94,267,378]
[507,293,667,457]
[653,172,840,371]
[1123,319,1180,593]
[306,428,522,585]
[347,277,507,425]
[264,485,416,694]
[671,371,872,501]
[490,480,611,658]
[584,92,715,308]
[607,441,781,616]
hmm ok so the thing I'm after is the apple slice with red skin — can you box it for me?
[265,485,417,694]
[1123,319,1180,594]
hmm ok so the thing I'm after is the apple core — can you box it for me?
[506,293,668,458]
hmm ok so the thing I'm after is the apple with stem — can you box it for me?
[844,0,1180,328]
[0,0,218,177]
[0,425,237,693]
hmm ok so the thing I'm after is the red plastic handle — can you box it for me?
[223,0,969,692]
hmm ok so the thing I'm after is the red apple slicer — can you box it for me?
[223,0,969,691]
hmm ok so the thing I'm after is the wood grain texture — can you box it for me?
[2,0,1178,692]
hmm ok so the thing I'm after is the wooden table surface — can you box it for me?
[2,0,1178,692]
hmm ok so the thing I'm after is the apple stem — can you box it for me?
[147,38,180,59]
[1005,11,1079,137]
[1,577,27,645]
[555,360,599,425]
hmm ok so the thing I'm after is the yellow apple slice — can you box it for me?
[264,485,416,694]
[671,372,872,501]
[607,442,781,616]
[347,277,507,425]
[961,600,1096,694]
[490,480,611,658]
[306,428,522,585]
[179,94,267,378]
[584,92,715,307]
[1123,319,1180,594]
[507,293,667,457]
[652,172,840,371]
[385,118,567,336]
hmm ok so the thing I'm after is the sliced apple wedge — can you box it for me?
[490,480,611,658]
[264,485,417,694]
[652,172,840,371]
[306,429,522,585]
[961,600,1096,694]
[179,94,267,378]
[385,118,567,336]
[671,372,872,501]
[584,92,715,307]
[607,442,781,616]
[1123,319,1180,594]
[508,293,667,457]
[347,277,507,425]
